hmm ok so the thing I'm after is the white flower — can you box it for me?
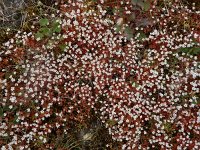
[197,112,200,123]
[1,146,6,150]
[5,50,11,55]
[122,144,127,150]
[73,20,79,26]
[10,97,16,103]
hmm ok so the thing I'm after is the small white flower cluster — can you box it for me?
[0,0,199,149]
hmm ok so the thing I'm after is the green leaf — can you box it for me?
[0,108,3,117]
[39,27,51,36]
[179,47,190,53]
[143,1,151,11]
[191,47,200,55]
[137,0,144,8]
[132,81,139,88]
[39,18,49,26]
[16,39,22,45]
[124,26,133,40]
[52,21,61,33]
[114,24,122,33]
[128,13,136,21]
[179,47,200,55]
[13,115,19,124]
[5,72,11,79]
[59,44,68,51]
[53,25,61,33]
[192,38,199,45]
[131,0,139,5]
[106,119,117,126]
[106,7,114,15]
[136,31,147,41]
[35,32,44,40]
[163,122,173,133]
[52,19,61,33]
[3,105,9,111]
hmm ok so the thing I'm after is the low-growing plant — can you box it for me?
[0,0,200,149]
